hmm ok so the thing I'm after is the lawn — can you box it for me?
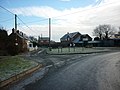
[47,47,108,54]
[0,56,38,81]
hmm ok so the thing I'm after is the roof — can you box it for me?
[9,30,29,40]
[81,34,92,38]
[61,33,68,40]
[69,32,80,38]
[61,32,81,40]
[39,37,49,41]
[73,36,80,43]
[17,32,28,40]
[115,34,120,36]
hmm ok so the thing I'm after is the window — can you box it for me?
[29,44,32,47]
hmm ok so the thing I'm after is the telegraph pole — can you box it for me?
[49,18,51,48]
[15,14,17,33]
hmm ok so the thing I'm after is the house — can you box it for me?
[92,33,119,47]
[96,32,120,47]
[60,32,81,43]
[0,29,8,50]
[60,32,92,47]
[113,32,120,46]
[80,34,92,47]
[28,36,38,50]
[38,37,50,46]
[8,28,29,55]
[0,29,8,55]
[0,28,38,55]
[8,28,39,54]
[27,41,38,51]
[114,32,120,38]
[60,32,81,46]
[8,29,38,55]
[81,34,92,41]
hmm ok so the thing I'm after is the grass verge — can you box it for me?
[47,47,108,54]
[0,56,38,81]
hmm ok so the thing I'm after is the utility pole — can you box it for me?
[49,18,51,48]
[15,14,17,33]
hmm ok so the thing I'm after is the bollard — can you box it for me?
[58,47,59,53]
[68,47,70,52]
[61,47,62,53]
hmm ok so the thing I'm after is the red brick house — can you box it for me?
[8,28,28,55]
[0,29,8,55]
[38,37,50,46]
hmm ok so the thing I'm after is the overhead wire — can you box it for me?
[18,24,33,35]
[0,1,117,24]
[17,16,40,35]
[20,1,120,26]
[0,5,15,15]
[1,1,120,20]
[0,5,41,36]
[0,1,120,37]
[1,1,119,24]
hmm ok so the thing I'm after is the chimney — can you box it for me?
[16,30,19,34]
[21,32,23,36]
[12,28,15,33]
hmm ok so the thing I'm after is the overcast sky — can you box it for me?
[0,0,120,41]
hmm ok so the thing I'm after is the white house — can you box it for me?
[27,41,38,51]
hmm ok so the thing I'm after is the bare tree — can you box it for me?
[93,24,116,40]
[93,25,103,40]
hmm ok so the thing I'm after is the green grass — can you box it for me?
[0,56,38,81]
[47,47,108,54]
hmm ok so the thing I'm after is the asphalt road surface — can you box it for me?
[25,51,120,90]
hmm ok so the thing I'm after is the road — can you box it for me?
[25,51,120,90]
[25,52,120,90]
